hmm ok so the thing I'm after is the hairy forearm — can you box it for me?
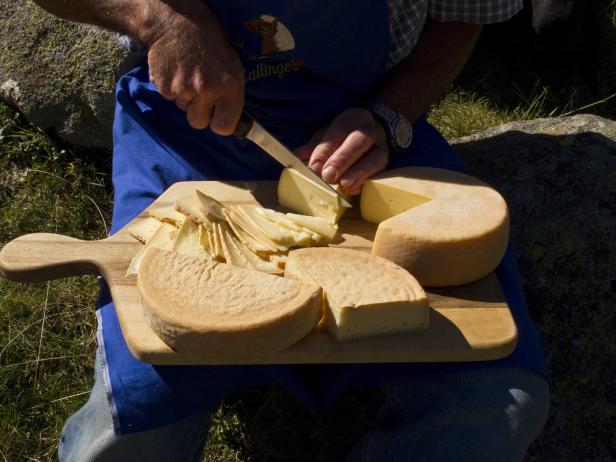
[30,0,209,45]
[376,20,482,123]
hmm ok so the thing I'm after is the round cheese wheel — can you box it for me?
[361,167,509,287]
[138,248,321,355]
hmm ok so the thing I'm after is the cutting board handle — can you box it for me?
[0,233,103,282]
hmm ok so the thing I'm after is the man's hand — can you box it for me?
[31,0,245,135]
[145,3,244,135]
[296,108,389,195]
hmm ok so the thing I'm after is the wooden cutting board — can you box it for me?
[0,180,517,365]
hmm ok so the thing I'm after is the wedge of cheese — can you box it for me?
[138,248,322,354]
[127,217,162,244]
[285,248,429,341]
[277,168,348,223]
[361,167,510,287]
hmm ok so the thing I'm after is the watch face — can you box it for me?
[394,119,413,149]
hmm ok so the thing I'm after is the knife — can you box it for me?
[234,112,352,208]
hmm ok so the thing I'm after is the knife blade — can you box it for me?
[234,112,352,208]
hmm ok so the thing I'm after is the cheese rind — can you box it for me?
[138,248,322,354]
[285,247,429,341]
[277,168,347,223]
[361,167,509,287]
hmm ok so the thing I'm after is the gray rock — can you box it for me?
[452,114,616,459]
[0,1,145,150]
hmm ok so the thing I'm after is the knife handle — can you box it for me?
[233,112,254,139]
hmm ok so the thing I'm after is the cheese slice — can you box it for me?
[227,206,288,252]
[175,195,213,228]
[126,222,178,276]
[148,204,186,227]
[173,218,208,258]
[235,204,313,247]
[218,222,253,269]
[127,217,162,244]
[285,248,429,341]
[285,213,338,240]
[277,168,348,223]
[222,208,276,254]
[255,208,321,243]
[195,189,226,221]
[361,167,510,287]
[231,236,284,275]
[208,225,225,262]
[138,248,322,354]
[199,225,211,253]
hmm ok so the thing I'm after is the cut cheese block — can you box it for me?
[285,248,429,341]
[277,168,348,223]
[361,167,510,287]
[126,222,178,276]
[127,217,162,244]
[138,248,322,354]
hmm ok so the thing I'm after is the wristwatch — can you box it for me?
[369,103,413,151]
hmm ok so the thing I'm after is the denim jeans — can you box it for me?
[58,347,549,462]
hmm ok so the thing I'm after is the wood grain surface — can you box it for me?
[0,180,517,365]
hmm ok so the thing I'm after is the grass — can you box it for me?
[1,3,616,460]
[0,105,111,460]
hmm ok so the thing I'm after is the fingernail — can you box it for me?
[322,165,337,182]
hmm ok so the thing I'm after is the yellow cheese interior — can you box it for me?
[360,181,431,224]
[277,168,347,223]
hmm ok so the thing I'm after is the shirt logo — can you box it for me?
[244,15,295,56]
